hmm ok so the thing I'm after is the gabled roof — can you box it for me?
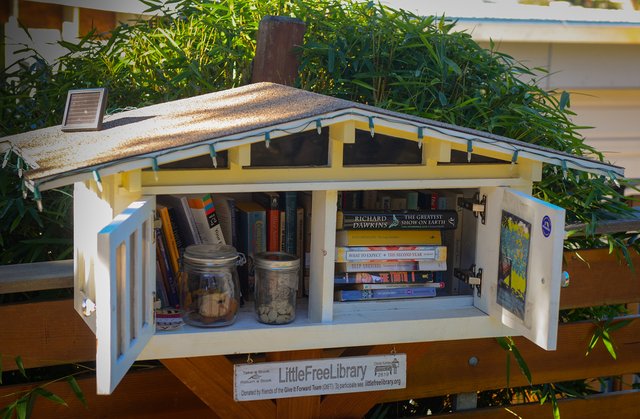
[0,82,623,191]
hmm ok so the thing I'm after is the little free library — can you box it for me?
[0,82,623,395]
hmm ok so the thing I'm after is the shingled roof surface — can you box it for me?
[1,82,623,187]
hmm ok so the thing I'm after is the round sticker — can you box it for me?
[541,215,552,238]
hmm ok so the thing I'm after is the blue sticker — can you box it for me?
[542,215,552,238]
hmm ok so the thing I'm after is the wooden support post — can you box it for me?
[252,16,306,86]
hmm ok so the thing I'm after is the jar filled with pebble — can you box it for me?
[254,252,300,325]
[179,244,241,327]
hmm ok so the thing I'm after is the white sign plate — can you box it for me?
[234,354,406,401]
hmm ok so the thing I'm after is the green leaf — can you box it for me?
[0,405,13,419]
[67,376,88,407]
[511,343,532,385]
[33,388,67,407]
[559,90,570,111]
[15,356,27,379]
[16,398,27,419]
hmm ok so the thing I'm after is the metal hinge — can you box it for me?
[458,193,486,225]
[454,264,483,297]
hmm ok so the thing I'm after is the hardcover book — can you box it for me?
[337,210,458,230]
[335,245,447,263]
[252,192,280,252]
[335,229,441,247]
[279,191,297,255]
[334,286,437,301]
[235,201,267,298]
[156,195,200,247]
[335,260,447,272]
[334,270,437,284]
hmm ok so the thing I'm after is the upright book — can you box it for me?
[156,195,200,247]
[252,192,280,252]
[279,191,297,255]
[337,210,458,230]
[186,194,226,245]
[235,201,267,298]
[335,245,447,263]
[334,287,437,301]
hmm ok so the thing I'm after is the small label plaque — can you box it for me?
[234,354,406,401]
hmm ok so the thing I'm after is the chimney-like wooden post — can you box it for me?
[251,15,306,85]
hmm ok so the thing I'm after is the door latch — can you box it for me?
[454,264,483,297]
[458,193,486,225]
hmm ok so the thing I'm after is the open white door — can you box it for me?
[474,187,565,350]
[95,197,156,394]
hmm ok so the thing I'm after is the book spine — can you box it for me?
[155,227,179,307]
[179,196,201,245]
[337,210,458,230]
[335,260,447,272]
[300,192,312,296]
[279,191,297,255]
[279,210,286,252]
[296,206,304,297]
[266,208,280,252]
[335,246,446,262]
[335,287,436,301]
[335,229,442,246]
[157,207,180,276]
[355,282,445,290]
[252,192,280,251]
[188,195,225,245]
[334,271,437,284]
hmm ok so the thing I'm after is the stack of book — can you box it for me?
[334,202,457,302]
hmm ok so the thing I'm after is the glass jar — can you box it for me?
[254,252,300,325]
[179,244,241,327]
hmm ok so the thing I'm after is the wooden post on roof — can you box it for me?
[251,15,306,86]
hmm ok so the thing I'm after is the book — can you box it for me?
[349,282,445,290]
[334,270,438,284]
[279,210,286,252]
[235,201,267,298]
[300,192,313,296]
[296,206,305,297]
[155,226,180,307]
[156,203,181,276]
[335,229,442,246]
[335,260,447,272]
[187,194,226,245]
[334,286,437,301]
[335,245,447,263]
[252,192,280,252]
[279,191,297,255]
[337,210,458,230]
[211,194,236,247]
[156,195,201,247]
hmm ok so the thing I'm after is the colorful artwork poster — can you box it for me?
[497,211,531,320]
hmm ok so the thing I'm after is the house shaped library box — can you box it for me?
[0,83,623,395]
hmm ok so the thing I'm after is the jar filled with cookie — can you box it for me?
[179,244,241,327]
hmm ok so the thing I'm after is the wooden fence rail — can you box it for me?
[1,247,639,418]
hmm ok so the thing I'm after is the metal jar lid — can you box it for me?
[183,244,238,267]
[254,252,300,270]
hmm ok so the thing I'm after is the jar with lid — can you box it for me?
[179,244,241,327]
[254,252,300,325]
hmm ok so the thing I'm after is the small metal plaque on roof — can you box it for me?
[61,88,108,132]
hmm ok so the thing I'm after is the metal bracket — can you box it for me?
[458,193,486,225]
[454,264,483,297]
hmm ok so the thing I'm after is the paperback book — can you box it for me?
[335,245,447,263]
[335,260,447,272]
[335,229,441,246]
[337,210,458,230]
[334,287,437,301]
[348,282,445,290]
[334,270,437,284]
